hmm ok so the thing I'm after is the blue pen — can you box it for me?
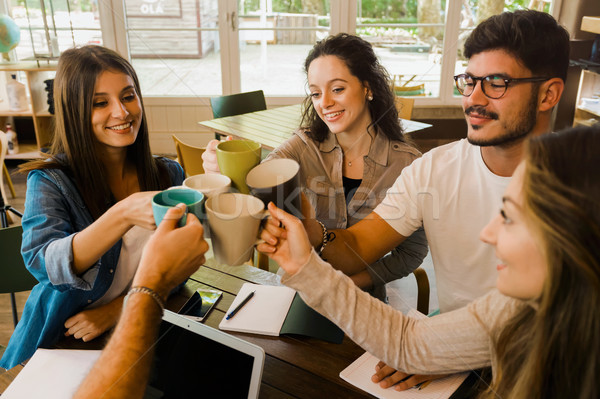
[226,290,256,320]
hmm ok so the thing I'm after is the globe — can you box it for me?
[0,14,20,54]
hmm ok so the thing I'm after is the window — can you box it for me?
[356,0,557,106]
[6,0,102,61]
[5,0,557,104]
[113,0,332,97]
[236,1,330,96]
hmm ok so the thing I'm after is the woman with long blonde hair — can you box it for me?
[259,124,600,398]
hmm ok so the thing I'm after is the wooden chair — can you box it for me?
[0,225,38,328]
[0,130,17,203]
[172,135,206,177]
[394,97,415,120]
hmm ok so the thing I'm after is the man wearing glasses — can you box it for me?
[261,9,570,391]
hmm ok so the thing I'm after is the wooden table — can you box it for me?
[172,260,480,398]
[52,254,478,398]
[175,259,372,398]
[198,104,432,150]
[52,260,369,398]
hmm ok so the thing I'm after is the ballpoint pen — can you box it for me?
[226,290,256,320]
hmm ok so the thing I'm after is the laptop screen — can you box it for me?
[144,311,264,398]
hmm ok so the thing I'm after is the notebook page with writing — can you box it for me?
[339,309,468,398]
[219,282,296,336]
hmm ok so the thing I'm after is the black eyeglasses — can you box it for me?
[453,74,550,99]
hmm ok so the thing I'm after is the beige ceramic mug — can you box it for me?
[216,140,261,194]
[205,193,267,266]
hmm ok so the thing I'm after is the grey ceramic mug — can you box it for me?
[246,158,302,218]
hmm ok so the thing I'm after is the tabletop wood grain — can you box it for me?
[198,104,432,150]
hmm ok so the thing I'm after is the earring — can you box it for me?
[367,94,373,101]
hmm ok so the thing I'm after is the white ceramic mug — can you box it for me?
[183,174,231,198]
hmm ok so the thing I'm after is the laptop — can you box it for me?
[3,310,265,399]
[145,310,265,398]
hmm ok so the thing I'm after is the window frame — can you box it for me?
[98,0,561,106]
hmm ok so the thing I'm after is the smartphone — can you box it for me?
[178,288,222,322]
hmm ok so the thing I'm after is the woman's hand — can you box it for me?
[64,297,123,342]
[201,139,221,174]
[202,136,232,174]
[117,191,158,230]
[372,361,445,391]
[257,202,312,276]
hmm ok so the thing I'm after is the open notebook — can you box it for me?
[219,282,344,344]
[339,310,468,399]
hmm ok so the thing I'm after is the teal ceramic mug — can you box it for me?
[152,188,205,227]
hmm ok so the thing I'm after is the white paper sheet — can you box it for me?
[339,309,468,398]
[3,349,102,398]
[340,351,468,399]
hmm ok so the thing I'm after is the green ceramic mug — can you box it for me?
[216,139,261,194]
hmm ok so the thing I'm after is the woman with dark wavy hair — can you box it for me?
[203,33,427,300]
[0,45,185,370]
[260,124,600,399]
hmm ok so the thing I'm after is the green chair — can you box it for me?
[0,225,37,328]
[210,90,267,119]
[210,90,267,141]
[209,89,271,160]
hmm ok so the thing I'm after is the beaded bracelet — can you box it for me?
[124,286,165,315]
[315,219,329,257]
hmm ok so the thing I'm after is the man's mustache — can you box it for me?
[464,106,499,120]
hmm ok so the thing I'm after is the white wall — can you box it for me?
[144,97,214,155]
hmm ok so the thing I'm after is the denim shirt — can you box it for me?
[0,158,184,370]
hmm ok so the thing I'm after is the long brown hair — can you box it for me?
[300,33,405,143]
[487,125,600,398]
[21,45,171,219]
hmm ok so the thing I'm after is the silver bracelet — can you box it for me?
[124,286,165,315]
[315,219,329,256]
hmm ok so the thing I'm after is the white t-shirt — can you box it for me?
[374,139,510,312]
[88,226,153,308]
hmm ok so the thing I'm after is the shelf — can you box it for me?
[573,117,599,127]
[0,65,56,155]
[0,61,58,72]
[0,109,34,117]
[4,143,42,160]
[576,105,600,118]
[581,16,600,34]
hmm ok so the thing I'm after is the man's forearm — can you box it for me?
[350,270,374,289]
[74,293,162,399]
[305,214,407,276]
